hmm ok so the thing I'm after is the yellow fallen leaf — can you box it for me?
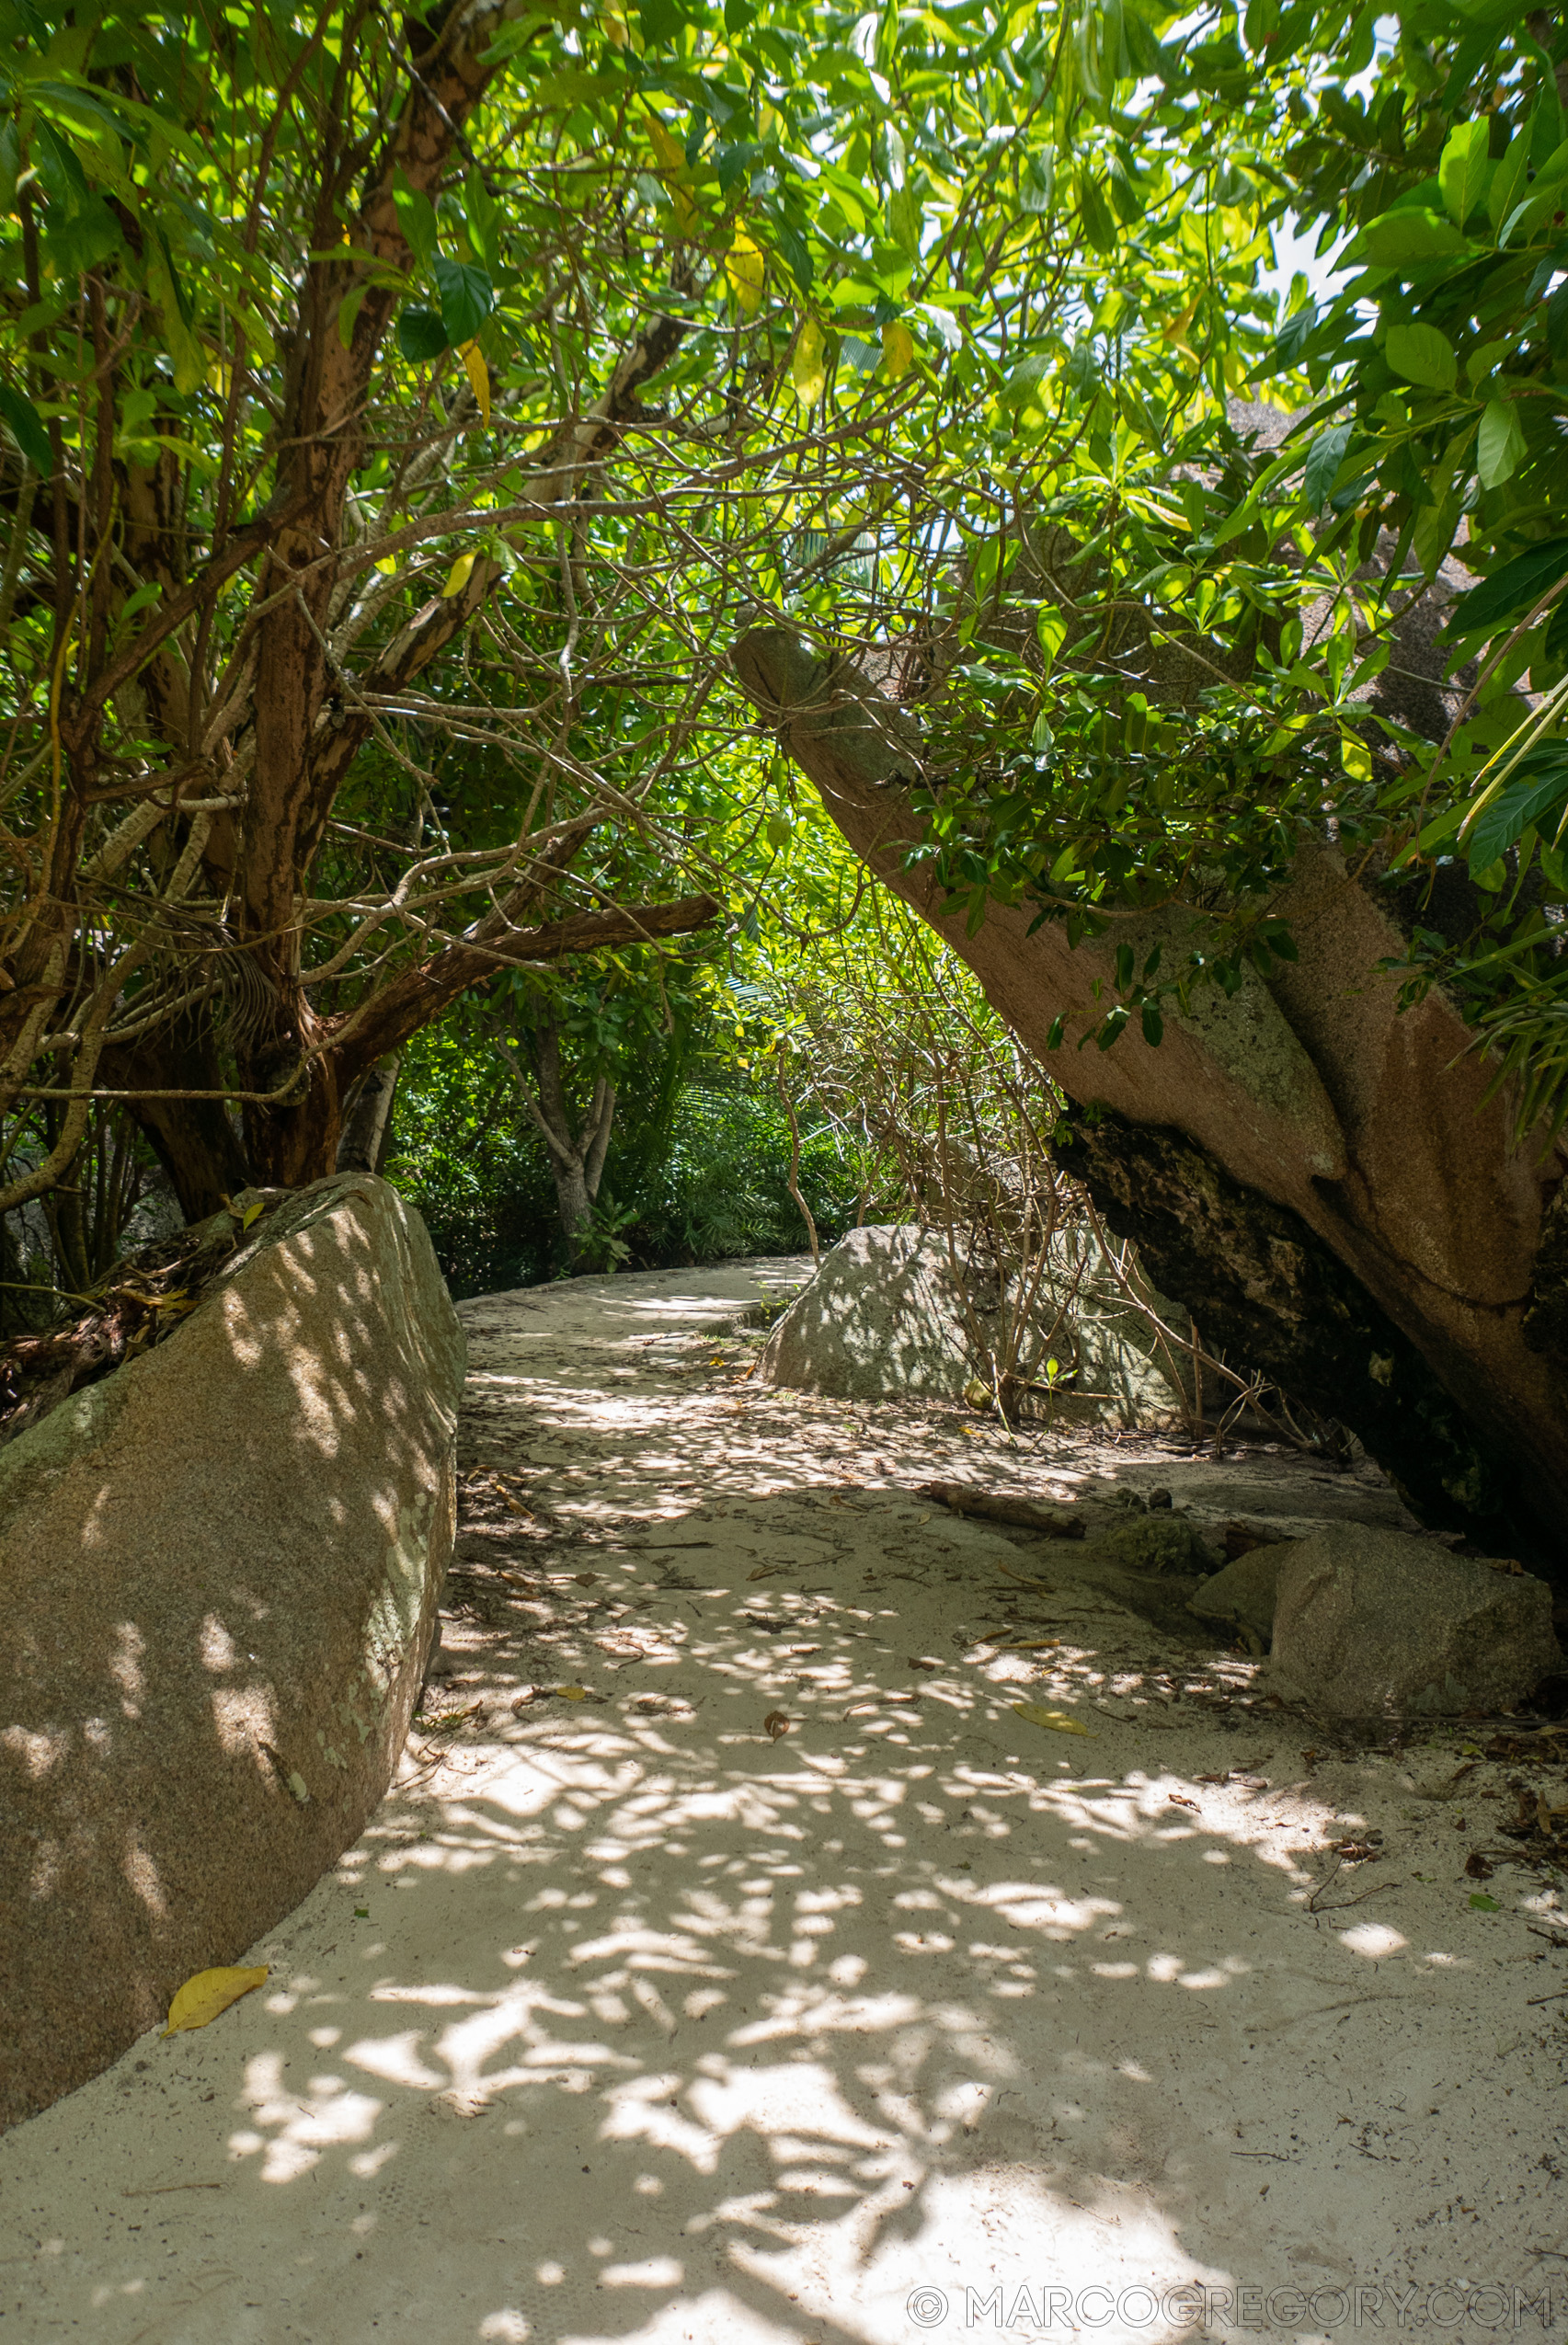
[460,339,490,421]
[1012,1702,1095,1737]
[241,1199,264,1230]
[162,1965,269,2039]
[726,229,764,317]
[442,551,476,599]
[792,315,825,408]
[557,1685,588,1701]
[997,1636,1062,1650]
[882,320,914,379]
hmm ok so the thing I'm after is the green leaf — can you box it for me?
[1438,118,1490,229]
[1468,1893,1500,1911]
[1488,123,1530,231]
[0,381,52,475]
[1347,208,1470,269]
[434,257,493,346]
[1448,538,1568,641]
[887,186,921,257]
[393,174,440,269]
[1477,397,1526,491]
[1384,321,1457,394]
[1303,420,1351,513]
[1019,147,1055,217]
[1140,1002,1163,1046]
[396,303,449,362]
[1466,747,1568,874]
[1076,168,1118,256]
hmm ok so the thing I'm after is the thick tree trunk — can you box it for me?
[734,625,1568,1573]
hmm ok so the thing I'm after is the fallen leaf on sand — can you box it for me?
[747,1564,789,1582]
[763,1710,791,1741]
[1012,1701,1095,1737]
[557,1685,589,1701]
[162,1966,269,2039]
[996,1635,1062,1651]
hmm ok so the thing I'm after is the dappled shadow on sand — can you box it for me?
[6,1262,1563,2345]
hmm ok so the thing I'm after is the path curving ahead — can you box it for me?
[3,1260,1563,2342]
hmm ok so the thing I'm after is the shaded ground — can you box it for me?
[3,1257,1566,2344]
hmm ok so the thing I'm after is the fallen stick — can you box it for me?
[919,1482,1084,1539]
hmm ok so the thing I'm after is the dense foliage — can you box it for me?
[0,0,1561,1315]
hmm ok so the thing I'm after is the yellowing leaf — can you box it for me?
[375,555,398,576]
[646,114,684,174]
[241,1200,264,1230]
[460,339,491,421]
[162,1965,269,2039]
[882,321,914,380]
[645,111,696,231]
[601,0,628,41]
[1012,1701,1095,1737]
[792,315,826,408]
[557,1684,588,1701]
[726,230,764,317]
[442,551,477,599]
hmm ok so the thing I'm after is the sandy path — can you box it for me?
[4,1258,1567,2344]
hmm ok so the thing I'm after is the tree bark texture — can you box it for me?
[733,624,1568,1569]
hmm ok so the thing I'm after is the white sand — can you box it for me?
[4,1259,1566,2344]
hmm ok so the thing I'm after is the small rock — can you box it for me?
[1187,1544,1296,1647]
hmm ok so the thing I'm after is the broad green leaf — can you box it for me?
[0,381,51,475]
[1076,168,1118,256]
[1488,124,1530,231]
[396,304,448,362]
[393,175,439,269]
[1465,749,1568,875]
[1302,420,1351,513]
[1348,209,1470,268]
[1438,118,1490,229]
[1448,538,1568,641]
[1477,398,1526,490]
[1019,147,1055,217]
[725,229,764,315]
[887,186,921,257]
[337,282,371,350]
[434,257,493,347]
[1385,321,1457,394]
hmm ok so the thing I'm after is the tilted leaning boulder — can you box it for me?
[0,1172,464,2132]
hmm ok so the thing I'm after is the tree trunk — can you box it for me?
[734,624,1568,1574]
[497,1020,617,1270]
[336,1056,401,1176]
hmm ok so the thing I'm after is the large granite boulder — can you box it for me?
[1265,1526,1562,1722]
[0,1173,464,2132]
[753,1222,1190,1423]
